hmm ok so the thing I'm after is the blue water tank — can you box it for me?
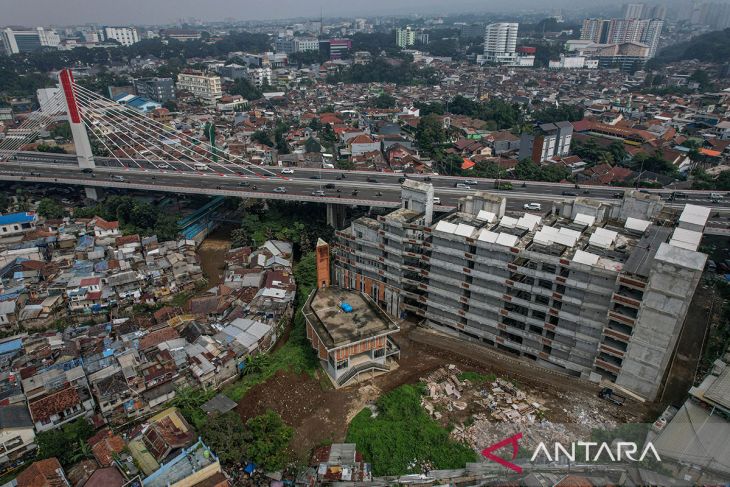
[341,302,353,313]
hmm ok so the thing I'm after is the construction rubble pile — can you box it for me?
[420,365,616,453]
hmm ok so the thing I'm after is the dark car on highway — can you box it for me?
[367,177,378,183]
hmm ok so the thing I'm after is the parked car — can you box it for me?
[523,202,541,211]
[433,197,441,205]
[281,168,294,174]
[273,186,287,193]
[706,260,717,273]
[612,192,623,199]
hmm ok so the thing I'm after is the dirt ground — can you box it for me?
[235,321,645,462]
[197,226,233,286]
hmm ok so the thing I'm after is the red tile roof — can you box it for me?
[17,458,67,487]
[79,277,100,287]
[139,327,180,350]
[461,158,475,170]
[93,216,119,231]
[89,430,127,466]
[28,385,80,423]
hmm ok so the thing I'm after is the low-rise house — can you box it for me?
[219,318,274,355]
[91,217,120,239]
[0,212,38,239]
[16,458,69,487]
[0,404,36,466]
[142,439,227,487]
[22,366,95,432]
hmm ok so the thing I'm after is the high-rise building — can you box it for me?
[333,185,710,401]
[623,3,645,18]
[580,18,663,57]
[639,19,664,58]
[175,70,222,103]
[133,77,176,103]
[483,23,518,64]
[519,122,574,163]
[395,27,416,48]
[103,26,139,46]
[1,27,60,54]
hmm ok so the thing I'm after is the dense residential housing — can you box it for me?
[333,182,708,401]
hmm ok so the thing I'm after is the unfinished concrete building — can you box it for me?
[333,184,708,400]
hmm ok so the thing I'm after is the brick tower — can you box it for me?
[316,238,330,288]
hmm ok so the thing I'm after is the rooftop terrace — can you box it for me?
[307,287,399,349]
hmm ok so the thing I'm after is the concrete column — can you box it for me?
[326,203,346,229]
[59,69,95,170]
[84,187,102,200]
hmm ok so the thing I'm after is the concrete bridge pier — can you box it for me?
[326,203,347,229]
[84,187,103,200]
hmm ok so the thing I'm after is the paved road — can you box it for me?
[7,151,730,206]
[4,152,730,223]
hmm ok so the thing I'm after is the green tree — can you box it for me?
[37,198,64,219]
[415,114,448,157]
[373,92,396,109]
[230,78,263,100]
[244,410,293,471]
[304,137,322,153]
[35,418,94,466]
[252,130,273,147]
[202,412,249,465]
[50,122,71,140]
[37,144,67,154]
[162,100,178,112]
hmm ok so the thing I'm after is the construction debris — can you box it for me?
[419,365,617,453]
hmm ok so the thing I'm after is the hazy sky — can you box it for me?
[1,0,609,26]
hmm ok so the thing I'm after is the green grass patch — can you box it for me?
[457,371,496,384]
[346,384,477,476]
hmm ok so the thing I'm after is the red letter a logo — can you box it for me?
[481,433,523,473]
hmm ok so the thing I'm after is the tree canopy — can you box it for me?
[326,57,440,86]
[37,198,64,219]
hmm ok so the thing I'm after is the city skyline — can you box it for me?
[1,0,624,26]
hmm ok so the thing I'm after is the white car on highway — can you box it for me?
[312,190,326,196]
[523,203,542,211]
[281,168,295,174]
[158,163,170,169]
[273,186,287,193]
